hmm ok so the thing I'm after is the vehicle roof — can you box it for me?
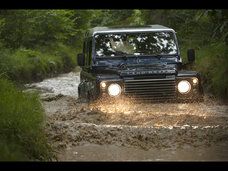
[85,25,175,38]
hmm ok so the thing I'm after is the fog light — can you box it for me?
[100,82,106,88]
[108,83,121,97]
[192,78,198,84]
[178,80,191,94]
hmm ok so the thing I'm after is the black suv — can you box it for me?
[77,25,204,103]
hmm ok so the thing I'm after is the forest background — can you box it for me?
[0,9,227,161]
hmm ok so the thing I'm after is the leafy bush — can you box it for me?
[0,76,53,161]
[180,40,228,99]
[0,10,77,49]
[194,42,228,99]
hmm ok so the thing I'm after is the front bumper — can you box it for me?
[98,77,204,103]
[99,93,204,103]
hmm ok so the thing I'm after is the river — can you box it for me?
[25,67,228,161]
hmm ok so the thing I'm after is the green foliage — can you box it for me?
[90,9,135,27]
[0,10,77,49]
[194,42,228,99]
[141,9,169,26]
[0,9,87,161]
[0,76,54,161]
[0,9,81,83]
[0,43,77,83]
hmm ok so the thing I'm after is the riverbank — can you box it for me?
[0,43,78,84]
[0,42,78,161]
[0,76,54,161]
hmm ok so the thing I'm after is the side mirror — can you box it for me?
[77,53,85,66]
[187,49,195,63]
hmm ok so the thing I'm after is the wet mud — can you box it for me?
[25,68,228,161]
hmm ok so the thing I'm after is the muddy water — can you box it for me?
[58,141,228,161]
[25,67,80,100]
[25,67,228,161]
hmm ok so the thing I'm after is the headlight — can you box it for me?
[108,83,121,97]
[178,80,191,94]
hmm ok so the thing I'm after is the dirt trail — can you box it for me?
[25,67,228,161]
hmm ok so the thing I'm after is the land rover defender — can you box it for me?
[77,25,204,103]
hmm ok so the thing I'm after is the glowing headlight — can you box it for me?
[192,78,198,84]
[100,82,106,88]
[108,83,121,97]
[178,80,191,94]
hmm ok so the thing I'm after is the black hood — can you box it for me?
[118,62,177,77]
[95,62,178,77]
[94,55,180,77]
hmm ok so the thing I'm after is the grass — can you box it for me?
[0,42,78,83]
[0,75,54,161]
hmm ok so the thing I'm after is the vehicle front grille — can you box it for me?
[124,78,176,101]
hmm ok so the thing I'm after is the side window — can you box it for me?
[83,38,92,66]
[88,39,92,66]
[86,39,89,66]
[83,41,86,54]
[85,38,92,66]
[82,40,87,66]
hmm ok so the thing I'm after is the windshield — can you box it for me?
[94,31,178,57]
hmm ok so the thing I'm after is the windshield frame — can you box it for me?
[92,30,180,60]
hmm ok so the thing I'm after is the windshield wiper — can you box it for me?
[141,53,162,59]
[114,51,128,55]
[151,54,162,59]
